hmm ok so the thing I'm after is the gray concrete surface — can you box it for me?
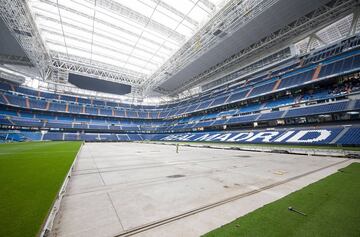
[50,142,355,237]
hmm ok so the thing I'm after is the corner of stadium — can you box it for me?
[0,0,359,236]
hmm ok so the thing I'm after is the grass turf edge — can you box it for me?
[38,141,84,236]
[202,162,360,237]
[0,141,83,237]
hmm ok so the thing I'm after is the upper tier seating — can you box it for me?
[284,101,349,118]
[302,35,360,65]
[1,38,360,119]
[1,36,360,145]
[319,54,360,79]
[278,69,315,89]
[1,95,357,133]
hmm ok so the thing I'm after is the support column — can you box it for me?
[2,94,10,104]
[312,64,322,80]
[348,7,360,36]
[26,98,30,108]
[272,79,282,91]
[46,101,50,110]
[245,87,254,98]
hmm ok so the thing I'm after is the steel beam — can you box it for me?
[46,39,154,74]
[156,0,358,96]
[0,0,51,79]
[349,6,360,36]
[142,0,280,94]
[0,54,32,66]
[51,53,145,85]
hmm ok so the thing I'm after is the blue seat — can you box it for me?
[259,111,284,120]
[337,128,360,145]
[285,101,348,118]
[249,82,276,97]
[278,69,314,89]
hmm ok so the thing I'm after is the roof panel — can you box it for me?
[37,18,62,31]
[67,47,91,58]
[65,37,92,50]
[92,35,133,53]
[152,10,179,30]
[43,31,64,43]
[188,5,211,23]
[95,11,143,35]
[62,25,93,39]
[94,22,138,43]
[62,0,94,15]
[112,0,155,18]
[161,0,195,15]
[92,46,129,61]
[156,5,183,23]
[28,0,226,77]
[47,43,67,53]
[176,23,195,38]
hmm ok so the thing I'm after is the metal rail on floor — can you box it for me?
[114,158,351,237]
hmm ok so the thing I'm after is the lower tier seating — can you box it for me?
[1,125,359,145]
[1,98,358,133]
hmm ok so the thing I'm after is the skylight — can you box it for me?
[28,0,226,77]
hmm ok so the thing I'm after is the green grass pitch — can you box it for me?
[202,162,360,237]
[0,141,82,237]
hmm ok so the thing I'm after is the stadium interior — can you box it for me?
[0,1,360,145]
[0,0,360,237]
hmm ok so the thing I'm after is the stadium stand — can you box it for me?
[0,34,360,145]
[3,3,360,237]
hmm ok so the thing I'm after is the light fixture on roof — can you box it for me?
[347,111,359,115]
[318,114,332,118]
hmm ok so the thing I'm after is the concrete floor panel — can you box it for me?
[50,142,354,237]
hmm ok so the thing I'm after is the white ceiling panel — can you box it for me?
[28,0,227,77]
